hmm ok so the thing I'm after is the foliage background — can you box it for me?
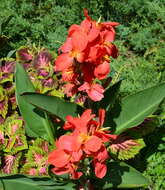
[0,0,165,189]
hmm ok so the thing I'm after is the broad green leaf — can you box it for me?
[15,63,54,144]
[95,162,149,189]
[0,175,76,190]
[24,124,38,138]
[0,177,42,190]
[108,82,165,134]
[21,92,83,121]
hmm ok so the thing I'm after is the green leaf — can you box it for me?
[0,180,4,190]
[7,50,16,58]
[0,177,42,190]
[24,124,39,138]
[21,92,83,121]
[15,63,54,144]
[100,80,122,110]
[95,162,149,189]
[0,175,76,190]
[108,82,165,134]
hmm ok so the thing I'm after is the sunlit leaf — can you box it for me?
[22,92,83,121]
[108,82,165,134]
[15,63,54,144]
[0,175,76,190]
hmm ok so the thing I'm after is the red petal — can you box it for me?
[72,31,88,52]
[88,46,106,63]
[94,61,110,80]
[80,19,91,34]
[87,84,104,102]
[95,145,109,162]
[78,82,90,91]
[65,109,95,135]
[55,53,73,71]
[102,30,116,42]
[71,149,83,162]
[71,171,83,179]
[99,109,105,127]
[85,136,102,152]
[51,167,69,175]
[94,161,107,178]
[58,135,81,152]
[95,131,116,142]
[81,109,95,122]
[88,28,100,42]
[68,163,83,179]
[68,24,80,37]
[105,44,118,58]
[64,116,75,130]
[48,149,70,167]
[64,83,78,97]
[59,37,72,53]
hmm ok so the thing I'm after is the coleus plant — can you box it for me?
[0,9,165,190]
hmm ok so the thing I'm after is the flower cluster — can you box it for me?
[55,9,119,101]
[48,109,117,179]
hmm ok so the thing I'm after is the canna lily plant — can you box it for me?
[0,9,165,190]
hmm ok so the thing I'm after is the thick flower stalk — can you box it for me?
[55,9,119,101]
[48,109,117,179]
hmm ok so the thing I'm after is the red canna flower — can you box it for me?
[48,109,118,179]
[54,9,119,102]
